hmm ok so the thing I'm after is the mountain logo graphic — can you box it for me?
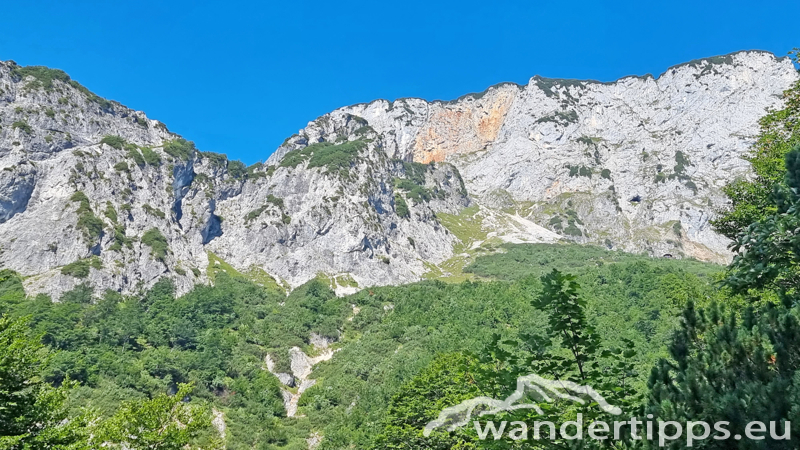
[423,374,622,437]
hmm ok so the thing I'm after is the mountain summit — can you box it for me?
[0,51,796,299]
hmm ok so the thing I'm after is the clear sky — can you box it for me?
[2,0,798,164]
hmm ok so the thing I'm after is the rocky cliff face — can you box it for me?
[0,62,468,299]
[0,51,797,299]
[328,51,799,263]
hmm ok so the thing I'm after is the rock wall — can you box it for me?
[336,51,798,262]
[0,51,797,299]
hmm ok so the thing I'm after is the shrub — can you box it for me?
[11,66,70,90]
[400,160,429,185]
[103,202,118,223]
[246,162,267,179]
[394,178,432,204]
[394,194,410,218]
[163,139,196,160]
[140,147,161,165]
[100,135,126,150]
[227,160,247,179]
[113,161,129,173]
[133,116,148,128]
[109,225,132,251]
[200,151,228,168]
[280,140,365,176]
[126,147,146,166]
[266,194,284,209]
[245,206,267,222]
[536,110,579,125]
[307,140,364,174]
[674,151,691,174]
[11,65,112,109]
[141,228,168,262]
[69,191,104,245]
[563,223,583,236]
[61,257,102,278]
[12,121,32,134]
[142,204,166,219]
[567,164,592,178]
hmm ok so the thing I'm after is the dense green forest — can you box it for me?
[2,50,799,450]
[0,242,725,449]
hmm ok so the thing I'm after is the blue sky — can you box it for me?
[2,0,798,164]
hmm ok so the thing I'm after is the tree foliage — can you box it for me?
[712,49,800,239]
[647,143,800,449]
[0,315,90,450]
[93,383,221,450]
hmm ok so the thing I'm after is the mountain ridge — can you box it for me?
[0,50,797,300]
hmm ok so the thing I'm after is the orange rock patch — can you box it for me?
[412,87,516,163]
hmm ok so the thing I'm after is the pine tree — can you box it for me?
[647,147,800,448]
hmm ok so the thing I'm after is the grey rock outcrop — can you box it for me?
[0,51,797,299]
[334,51,798,262]
[0,61,468,299]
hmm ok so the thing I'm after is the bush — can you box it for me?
[394,178,432,204]
[307,140,364,173]
[163,139,196,160]
[11,65,112,109]
[141,228,168,262]
[266,194,284,209]
[126,147,146,166]
[279,140,365,176]
[142,204,166,219]
[12,121,32,134]
[394,194,410,218]
[245,206,267,222]
[227,160,247,179]
[100,135,126,150]
[70,191,104,245]
[61,257,103,278]
[103,202,118,223]
[200,151,228,168]
[109,225,132,252]
[11,66,70,90]
[140,147,161,166]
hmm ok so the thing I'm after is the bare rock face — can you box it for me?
[0,51,797,299]
[336,51,799,262]
[0,61,468,299]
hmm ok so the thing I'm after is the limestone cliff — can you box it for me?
[0,51,797,299]
[333,51,798,262]
[0,62,468,298]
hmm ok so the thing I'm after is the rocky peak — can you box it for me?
[0,51,797,300]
